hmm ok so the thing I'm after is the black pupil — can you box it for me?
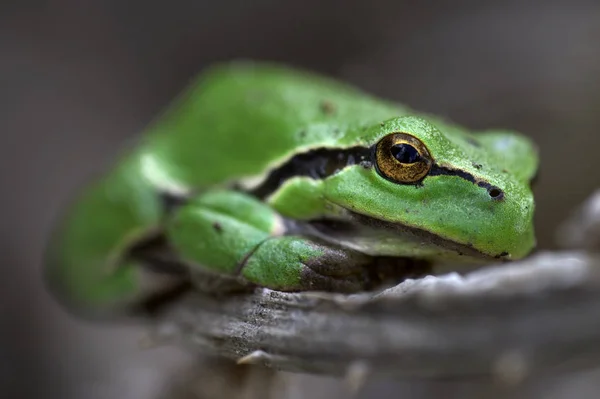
[390,144,420,164]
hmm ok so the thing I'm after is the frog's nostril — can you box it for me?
[488,187,504,200]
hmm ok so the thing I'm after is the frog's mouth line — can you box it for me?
[300,207,510,261]
[244,145,509,260]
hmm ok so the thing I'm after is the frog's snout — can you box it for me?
[485,185,504,201]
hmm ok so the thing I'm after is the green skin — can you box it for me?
[45,62,538,316]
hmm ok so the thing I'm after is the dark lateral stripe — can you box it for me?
[429,165,504,200]
[249,146,372,198]
[246,147,503,200]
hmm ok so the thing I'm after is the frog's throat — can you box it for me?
[304,208,511,261]
[249,145,498,199]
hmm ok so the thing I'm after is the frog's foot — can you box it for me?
[239,236,432,292]
[167,190,377,292]
[166,189,431,294]
[45,253,189,319]
[237,235,376,292]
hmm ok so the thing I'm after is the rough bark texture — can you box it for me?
[151,191,600,384]
[153,252,599,380]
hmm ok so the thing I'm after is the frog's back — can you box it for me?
[138,62,409,190]
[47,63,409,315]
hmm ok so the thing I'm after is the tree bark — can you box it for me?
[152,190,600,382]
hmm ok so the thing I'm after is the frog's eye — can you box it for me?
[374,133,433,183]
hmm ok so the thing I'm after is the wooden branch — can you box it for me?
[151,191,600,382]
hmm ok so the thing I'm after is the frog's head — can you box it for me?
[323,115,538,261]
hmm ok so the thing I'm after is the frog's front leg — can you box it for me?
[167,190,374,292]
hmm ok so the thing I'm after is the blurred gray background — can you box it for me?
[2,0,599,398]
